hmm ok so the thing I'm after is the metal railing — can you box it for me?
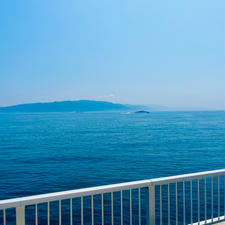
[0,169,225,225]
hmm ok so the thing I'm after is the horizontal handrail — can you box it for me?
[0,168,224,209]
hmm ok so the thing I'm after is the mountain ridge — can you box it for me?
[0,100,217,112]
[0,100,145,112]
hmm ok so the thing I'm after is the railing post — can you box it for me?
[16,206,25,225]
[146,184,155,225]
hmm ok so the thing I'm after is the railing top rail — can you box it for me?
[0,169,224,209]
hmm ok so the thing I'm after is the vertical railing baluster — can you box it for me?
[211,177,213,223]
[16,206,25,225]
[130,189,132,225]
[111,192,114,225]
[81,196,83,225]
[168,184,170,225]
[59,200,61,225]
[101,193,104,225]
[218,176,220,220]
[48,202,50,225]
[183,181,186,225]
[176,182,178,225]
[3,209,6,225]
[35,204,38,225]
[91,195,94,225]
[121,190,123,225]
[198,178,200,224]
[160,185,162,225]
[138,188,141,225]
[146,185,155,225]
[191,180,193,225]
[204,178,207,224]
[70,198,73,225]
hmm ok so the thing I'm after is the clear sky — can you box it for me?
[0,0,224,109]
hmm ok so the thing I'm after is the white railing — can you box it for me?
[0,169,225,225]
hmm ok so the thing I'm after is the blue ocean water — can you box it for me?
[0,111,224,224]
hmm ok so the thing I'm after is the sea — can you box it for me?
[0,111,224,225]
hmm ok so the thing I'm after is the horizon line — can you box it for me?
[0,99,224,111]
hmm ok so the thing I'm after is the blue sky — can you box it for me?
[0,0,224,109]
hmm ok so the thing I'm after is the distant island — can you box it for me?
[0,101,213,113]
[0,100,146,113]
[135,110,150,114]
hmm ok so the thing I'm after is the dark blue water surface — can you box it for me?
[0,111,224,224]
